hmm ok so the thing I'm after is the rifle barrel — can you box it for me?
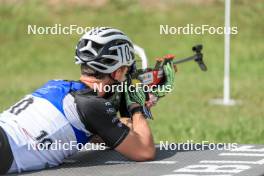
[173,55,197,65]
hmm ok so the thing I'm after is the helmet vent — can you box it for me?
[100,58,118,66]
[109,49,117,56]
[102,32,123,37]
[90,63,107,71]
[91,41,103,51]
[81,50,94,57]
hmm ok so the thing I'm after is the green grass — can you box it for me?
[0,0,263,144]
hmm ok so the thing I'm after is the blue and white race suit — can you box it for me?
[0,80,129,173]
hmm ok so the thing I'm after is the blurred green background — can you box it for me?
[0,0,263,143]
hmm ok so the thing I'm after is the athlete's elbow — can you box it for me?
[142,148,156,161]
[134,146,156,161]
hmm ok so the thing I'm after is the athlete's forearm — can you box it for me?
[120,114,154,146]
[131,112,155,150]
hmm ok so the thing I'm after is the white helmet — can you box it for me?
[75,27,135,73]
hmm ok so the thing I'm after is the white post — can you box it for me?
[223,0,231,104]
[210,0,238,106]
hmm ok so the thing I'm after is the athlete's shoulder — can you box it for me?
[31,80,87,113]
[32,80,85,96]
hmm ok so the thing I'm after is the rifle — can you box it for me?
[131,44,207,86]
[130,44,207,119]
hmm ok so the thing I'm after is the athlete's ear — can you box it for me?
[111,67,123,80]
[111,67,128,82]
[111,70,118,80]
